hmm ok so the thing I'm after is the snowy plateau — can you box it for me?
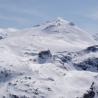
[0,17,98,98]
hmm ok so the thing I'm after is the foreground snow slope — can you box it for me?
[0,18,98,98]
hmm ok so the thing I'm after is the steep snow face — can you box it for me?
[0,18,98,98]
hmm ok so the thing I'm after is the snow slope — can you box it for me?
[0,18,98,98]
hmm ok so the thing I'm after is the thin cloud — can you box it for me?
[85,9,98,21]
[21,9,46,18]
[0,4,46,18]
[0,15,30,24]
[0,7,47,25]
[90,11,98,20]
[0,3,47,25]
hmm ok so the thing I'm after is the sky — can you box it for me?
[0,0,98,33]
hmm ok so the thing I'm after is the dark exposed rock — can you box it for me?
[85,45,98,53]
[9,94,19,98]
[60,55,72,63]
[0,36,3,39]
[83,90,95,98]
[82,82,95,98]
[38,50,52,63]
[38,50,52,59]
[53,53,72,64]
[0,68,12,82]
[33,88,39,95]
[0,32,7,40]
[44,25,56,31]
[9,94,29,98]
[68,22,75,26]
[74,57,98,71]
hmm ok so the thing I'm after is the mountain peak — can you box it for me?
[49,17,69,26]
[33,17,74,28]
[54,17,68,23]
[40,17,69,27]
[39,17,77,33]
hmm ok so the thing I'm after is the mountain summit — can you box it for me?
[33,17,96,47]
[48,17,69,25]
[36,17,72,29]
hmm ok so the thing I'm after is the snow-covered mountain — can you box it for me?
[0,17,98,98]
[33,17,96,48]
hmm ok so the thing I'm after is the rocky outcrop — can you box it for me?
[83,82,95,98]
[84,45,98,53]
[74,57,98,71]
[38,50,52,63]
[0,32,7,40]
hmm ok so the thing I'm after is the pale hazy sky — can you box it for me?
[0,0,98,33]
